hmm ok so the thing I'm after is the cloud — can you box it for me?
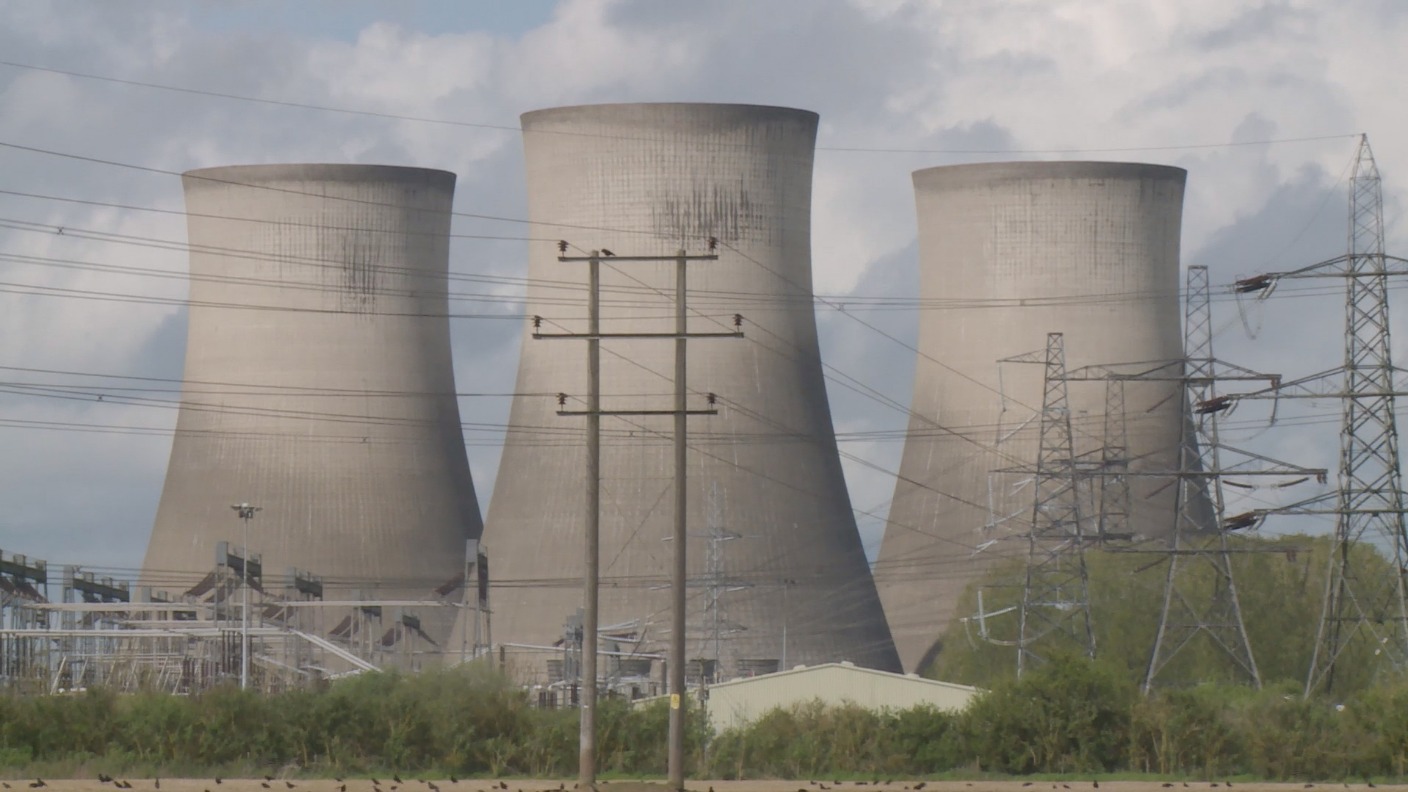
[0,0,1403,585]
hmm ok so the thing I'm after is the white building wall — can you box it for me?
[703,662,979,733]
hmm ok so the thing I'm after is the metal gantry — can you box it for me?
[1233,135,1408,694]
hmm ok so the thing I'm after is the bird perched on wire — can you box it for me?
[600,248,615,257]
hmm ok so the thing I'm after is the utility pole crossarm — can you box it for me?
[558,254,720,262]
[557,408,719,417]
[535,331,744,340]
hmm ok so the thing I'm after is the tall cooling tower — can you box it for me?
[476,103,900,675]
[875,161,1188,672]
[143,164,481,645]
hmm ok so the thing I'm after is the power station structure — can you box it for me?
[142,164,482,662]
[875,161,1191,673]
[470,103,901,683]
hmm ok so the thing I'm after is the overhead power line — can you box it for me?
[0,59,1361,155]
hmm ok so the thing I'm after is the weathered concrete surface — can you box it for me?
[143,164,481,647]
[875,162,1188,672]
[473,103,899,677]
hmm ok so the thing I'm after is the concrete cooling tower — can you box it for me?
[474,103,900,677]
[143,164,482,647]
[875,161,1188,673]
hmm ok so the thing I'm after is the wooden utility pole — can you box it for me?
[536,243,740,790]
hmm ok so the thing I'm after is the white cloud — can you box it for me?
[0,0,1403,577]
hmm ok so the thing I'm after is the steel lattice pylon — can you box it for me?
[1233,135,1408,694]
[1016,332,1096,676]
[1309,136,1408,692]
[1143,265,1261,690]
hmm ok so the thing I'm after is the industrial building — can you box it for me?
[141,164,482,657]
[470,102,900,682]
[874,162,1189,673]
[675,661,978,734]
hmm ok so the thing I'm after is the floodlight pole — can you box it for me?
[232,502,261,690]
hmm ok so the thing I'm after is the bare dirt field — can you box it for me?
[4,780,1402,792]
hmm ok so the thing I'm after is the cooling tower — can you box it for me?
[143,164,481,647]
[875,161,1188,673]
[474,103,900,675]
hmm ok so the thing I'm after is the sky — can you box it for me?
[0,0,1405,585]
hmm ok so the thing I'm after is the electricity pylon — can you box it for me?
[1143,266,1265,690]
[1234,135,1408,694]
[1015,332,1096,676]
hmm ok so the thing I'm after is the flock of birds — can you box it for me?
[0,778,1395,790]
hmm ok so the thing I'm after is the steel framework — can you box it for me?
[1016,332,1096,675]
[1144,266,1262,690]
[1234,135,1408,694]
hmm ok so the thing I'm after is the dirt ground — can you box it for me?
[3,780,1401,792]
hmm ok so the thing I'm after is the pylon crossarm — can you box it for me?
[1214,446,1329,481]
[1064,358,1183,381]
[1231,366,1347,400]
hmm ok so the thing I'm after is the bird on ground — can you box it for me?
[32,781,44,789]
[1093,783,1099,789]
[1161,785,1173,789]
[1022,784,1033,788]
[216,779,223,785]
[260,784,270,789]
[429,784,439,792]
[394,778,403,785]
[286,783,296,789]
[915,784,926,790]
